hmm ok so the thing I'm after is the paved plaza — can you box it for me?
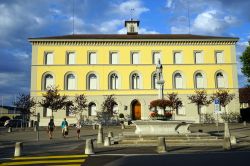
[0,123,250,165]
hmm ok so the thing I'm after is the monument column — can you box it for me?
[156,60,165,100]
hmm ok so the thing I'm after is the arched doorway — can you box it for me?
[131,100,141,120]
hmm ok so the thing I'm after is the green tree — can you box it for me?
[39,86,69,118]
[71,94,88,120]
[211,89,235,114]
[240,45,250,87]
[13,93,36,115]
[13,93,36,124]
[98,94,117,125]
[188,90,212,123]
[166,93,183,119]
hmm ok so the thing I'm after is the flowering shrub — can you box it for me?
[150,99,172,110]
[149,112,158,117]
[164,112,172,118]
[149,111,172,120]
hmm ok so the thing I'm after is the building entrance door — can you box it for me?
[132,100,141,120]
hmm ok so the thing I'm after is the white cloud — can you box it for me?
[98,19,123,33]
[111,0,149,18]
[171,26,189,34]
[166,0,174,8]
[118,27,159,34]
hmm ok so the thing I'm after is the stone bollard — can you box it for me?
[14,142,23,157]
[230,136,237,145]
[223,137,231,151]
[157,137,167,153]
[97,128,104,144]
[104,137,111,146]
[224,122,231,138]
[98,124,102,130]
[92,124,97,130]
[121,123,125,130]
[8,127,12,133]
[34,125,37,132]
[108,131,113,138]
[85,139,95,154]
[243,121,247,127]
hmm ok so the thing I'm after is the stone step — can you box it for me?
[120,139,224,146]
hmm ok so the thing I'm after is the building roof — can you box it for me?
[239,88,250,103]
[29,34,239,41]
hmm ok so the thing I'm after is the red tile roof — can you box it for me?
[29,34,239,40]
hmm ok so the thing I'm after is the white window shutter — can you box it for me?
[115,76,119,89]
[67,75,76,90]
[216,52,223,63]
[174,52,182,64]
[175,74,183,89]
[46,108,52,117]
[45,75,54,89]
[90,52,97,64]
[111,52,118,64]
[68,52,75,64]
[200,106,206,114]
[91,105,97,116]
[132,52,139,64]
[153,52,161,64]
[90,75,97,90]
[195,52,203,64]
[217,75,225,88]
[46,53,53,65]
[196,74,204,88]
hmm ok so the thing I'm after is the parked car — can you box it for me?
[5,119,27,128]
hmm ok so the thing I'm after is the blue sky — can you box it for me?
[0,0,249,105]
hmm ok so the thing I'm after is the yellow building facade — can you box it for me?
[29,20,239,126]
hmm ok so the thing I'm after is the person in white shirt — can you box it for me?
[76,121,81,140]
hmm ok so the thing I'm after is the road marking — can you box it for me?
[0,159,85,165]
[13,154,88,160]
[0,154,88,166]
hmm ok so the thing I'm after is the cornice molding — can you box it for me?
[30,40,237,46]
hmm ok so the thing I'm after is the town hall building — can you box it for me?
[29,19,239,126]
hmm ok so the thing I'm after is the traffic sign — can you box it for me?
[214,98,220,113]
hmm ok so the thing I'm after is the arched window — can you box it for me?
[152,73,158,89]
[174,73,183,89]
[131,73,140,89]
[88,103,97,116]
[112,103,118,115]
[110,73,118,90]
[216,72,225,88]
[44,74,54,90]
[66,74,76,90]
[89,74,97,90]
[195,73,204,88]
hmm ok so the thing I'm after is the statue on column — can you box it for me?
[156,59,165,99]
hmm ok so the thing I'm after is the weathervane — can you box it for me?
[130,8,135,20]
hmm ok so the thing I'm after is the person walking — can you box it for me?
[47,119,55,139]
[61,118,68,138]
[76,121,81,140]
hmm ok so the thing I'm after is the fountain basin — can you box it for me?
[132,120,194,136]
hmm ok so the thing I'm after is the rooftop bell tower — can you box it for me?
[125,19,140,35]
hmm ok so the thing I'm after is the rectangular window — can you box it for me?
[45,52,53,65]
[67,52,75,64]
[111,52,118,64]
[46,108,52,117]
[174,52,182,64]
[132,52,139,64]
[216,51,224,63]
[89,52,97,64]
[153,52,161,64]
[178,106,185,115]
[195,51,203,64]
